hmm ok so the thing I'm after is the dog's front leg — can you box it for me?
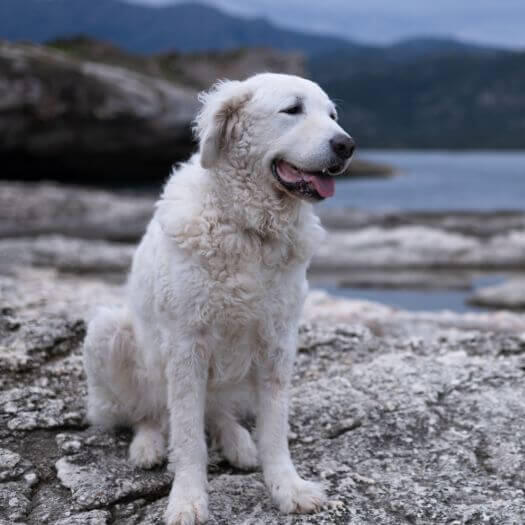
[164,341,209,525]
[256,341,326,514]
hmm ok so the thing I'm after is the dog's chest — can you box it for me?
[206,246,305,326]
[165,217,312,330]
[204,263,305,385]
[176,228,304,336]
[184,238,306,385]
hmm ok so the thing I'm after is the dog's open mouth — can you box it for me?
[271,159,343,200]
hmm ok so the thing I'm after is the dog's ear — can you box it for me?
[193,80,253,169]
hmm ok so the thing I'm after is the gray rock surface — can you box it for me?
[468,278,525,310]
[0,236,134,276]
[0,41,197,163]
[0,181,153,241]
[2,264,525,523]
[165,47,305,90]
[0,41,306,182]
[316,227,525,270]
[1,180,525,522]
[320,208,525,238]
[3,181,525,275]
[311,268,474,290]
[303,290,525,335]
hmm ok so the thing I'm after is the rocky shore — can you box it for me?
[468,278,525,311]
[0,40,390,183]
[3,180,525,292]
[1,180,525,524]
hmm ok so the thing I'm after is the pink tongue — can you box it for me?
[310,175,335,198]
[277,161,302,183]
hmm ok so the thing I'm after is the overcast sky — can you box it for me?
[127,0,525,49]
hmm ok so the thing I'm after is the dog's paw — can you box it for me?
[129,427,166,469]
[164,488,209,525]
[221,425,258,470]
[268,474,326,514]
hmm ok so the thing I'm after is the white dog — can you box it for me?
[83,73,354,524]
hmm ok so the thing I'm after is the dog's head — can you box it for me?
[194,73,355,202]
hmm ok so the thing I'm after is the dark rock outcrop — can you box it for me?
[0,40,305,183]
[0,41,198,182]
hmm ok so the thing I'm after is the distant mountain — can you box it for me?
[2,0,523,150]
[385,37,503,61]
[314,51,525,149]
[308,37,510,83]
[308,38,517,147]
[0,0,363,55]
[0,0,504,61]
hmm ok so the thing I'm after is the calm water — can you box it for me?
[320,150,525,211]
[319,276,505,313]
[316,150,525,311]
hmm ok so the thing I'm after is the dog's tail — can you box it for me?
[83,306,138,428]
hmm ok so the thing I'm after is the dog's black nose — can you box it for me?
[330,134,355,160]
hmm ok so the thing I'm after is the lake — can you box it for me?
[320,150,525,211]
[315,150,525,312]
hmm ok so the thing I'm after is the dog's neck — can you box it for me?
[208,163,309,241]
[157,157,325,265]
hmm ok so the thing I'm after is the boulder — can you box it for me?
[0,181,153,241]
[468,278,525,310]
[320,209,525,238]
[1,266,525,523]
[0,41,198,181]
[0,40,305,183]
[315,226,525,270]
[0,236,134,275]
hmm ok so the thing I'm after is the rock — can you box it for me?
[303,289,525,335]
[468,278,525,310]
[0,449,37,523]
[161,47,305,91]
[54,510,111,525]
[1,177,525,523]
[120,474,349,524]
[0,236,135,275]
[0,41,198,181]
[45,37,306,93]
[0,181,154,241]
[0,385,85,431]
[3,182,525,278]
[1,265,525,523]
[0,448,36,483]
[0,268,121,376]
[0,481,32,523]
[55,445,172,510]
[313,226,525,270]
[313,268,473,290]
[0,302,85,374]
[0,40,306,182]
[319,208,525,238]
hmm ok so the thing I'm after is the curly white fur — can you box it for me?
[83,73,352,524]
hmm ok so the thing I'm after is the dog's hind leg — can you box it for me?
[83,306,139,429]
[84,307,168,470]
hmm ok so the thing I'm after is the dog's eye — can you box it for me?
[280,104,303,115]
[330,113,337,121]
